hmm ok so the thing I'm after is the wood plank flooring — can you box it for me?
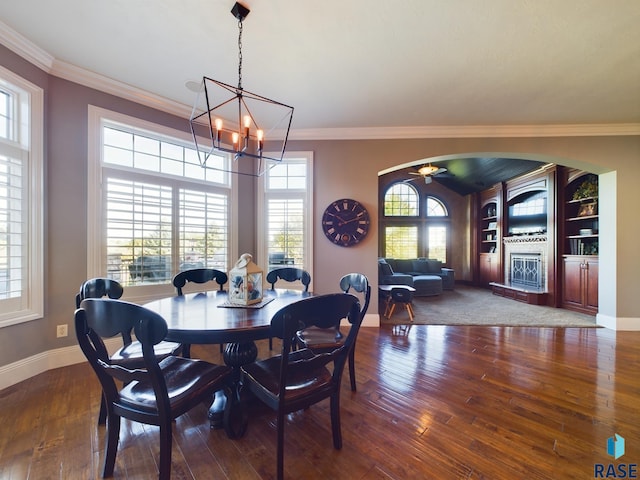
[1,325,639,479]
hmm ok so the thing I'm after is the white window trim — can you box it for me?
[87,105,238,303]
[0,66,44,327]
[256,151,314,287]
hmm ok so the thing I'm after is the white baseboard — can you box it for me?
[596,313,640,331]
[0,338,121,391]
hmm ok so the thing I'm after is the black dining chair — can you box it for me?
[172,268,228,295]
[241,293,362,480]
[172,268,228,356]
[295,273,370,391]
[76,277,182,425]
[75,298,234,480]
[266,267,311,292]
[265,267,311,350]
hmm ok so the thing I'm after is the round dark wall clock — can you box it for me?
[321,198,370,247]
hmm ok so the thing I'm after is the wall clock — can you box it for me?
[321,198,370,247]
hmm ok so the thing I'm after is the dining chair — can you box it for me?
[241,293,362,480]
[75,298,234,480]
[266,267,311,292]
[295,273,370,391]
[172,268,228,356]
[172,268,228,295]
[265,267,311,350]
[76,277,182,425]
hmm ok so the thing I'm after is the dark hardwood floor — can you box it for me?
[1,325,639,479]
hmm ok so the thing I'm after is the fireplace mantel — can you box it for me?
[503,235,548,244]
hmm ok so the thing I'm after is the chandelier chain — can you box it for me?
[237,19,243,90]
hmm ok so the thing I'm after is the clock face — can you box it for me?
[321,198,370,247]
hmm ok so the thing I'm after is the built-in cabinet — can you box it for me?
[562,255,598,313]
[477,186,502,286]
[561,170,598,314]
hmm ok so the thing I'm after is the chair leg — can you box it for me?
[405,303,414,322]
[276,410,285,480]
[102,411,120,477]
[97,393,107,425]
[269,336,273,350]
[158,419,173,480]
[330,392,343,450]
[348,348,357,392]
[182,343,191,358]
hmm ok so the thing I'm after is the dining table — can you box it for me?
[144,288,313,433]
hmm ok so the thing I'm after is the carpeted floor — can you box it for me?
[381,284,599,327]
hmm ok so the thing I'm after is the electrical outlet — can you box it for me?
[56,324,68,338]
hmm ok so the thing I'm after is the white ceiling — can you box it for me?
[1,0,639,136]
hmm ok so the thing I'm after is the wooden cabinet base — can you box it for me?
[490,283,548,305]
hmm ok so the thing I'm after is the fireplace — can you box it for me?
[503,234,548,292]
[510,253,542,289]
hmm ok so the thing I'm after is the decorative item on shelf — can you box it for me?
[579,228,593,236]
[188,2,294,177]
[228,253,263,305]
[487,221,497,230]
[578,201,597,217]
[572,178,598,201]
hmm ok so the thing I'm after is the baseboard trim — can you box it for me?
[0,338,121,391]
[596,313,640,331]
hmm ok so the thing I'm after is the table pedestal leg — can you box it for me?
[208,341,258,429]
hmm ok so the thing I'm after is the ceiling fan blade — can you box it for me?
[432,167,448,175]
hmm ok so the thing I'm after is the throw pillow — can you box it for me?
[412,260,430,273]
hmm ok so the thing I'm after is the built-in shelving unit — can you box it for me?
[561,170,598,314]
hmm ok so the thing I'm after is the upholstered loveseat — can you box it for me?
[378,258,455,296]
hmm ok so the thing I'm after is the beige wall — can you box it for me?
[0,44,639,372]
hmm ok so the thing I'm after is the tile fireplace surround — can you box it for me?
[503,235,548,291]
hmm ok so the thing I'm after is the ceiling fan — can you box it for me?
[406,163,449,184]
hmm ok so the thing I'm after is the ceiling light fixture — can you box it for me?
[189,2,294,177]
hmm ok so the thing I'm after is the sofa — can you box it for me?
[378,258,455,296]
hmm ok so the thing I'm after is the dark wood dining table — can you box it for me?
[144,288,313,431]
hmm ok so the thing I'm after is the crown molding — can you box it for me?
[50,59,191,118]
[288,123,640,141]
[0,20,54,72]
[3,21,639,140]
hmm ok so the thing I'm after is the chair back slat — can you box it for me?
[266,267,311,291]
[172,268,228,295]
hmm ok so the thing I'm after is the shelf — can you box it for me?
[482,216,497,221]
[567,234,598,239]
[567,196,598,204]
[566,215,598,222]
[482,240,497,243]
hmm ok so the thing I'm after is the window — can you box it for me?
[384,183,418,216]
[381,183,450,263]
[258,153,313,281]
[0,67,44,327]
[88,107,234,297]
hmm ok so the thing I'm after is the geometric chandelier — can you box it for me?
[189,2,294,177]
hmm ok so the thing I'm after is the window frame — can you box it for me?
[256,152,314,287]
[380,182,451,263]
[0,66,44,328]
[87,106,237,302]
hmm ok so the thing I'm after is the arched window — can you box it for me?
[425,196,449,262]
[384,183,419,216]
[381,184,450,263]
[426,196,447,217]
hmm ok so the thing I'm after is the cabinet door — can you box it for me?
[562,257,584,308]
[584,259,599,310]
[479,253,499,286]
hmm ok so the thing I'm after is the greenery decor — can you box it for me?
[573,178,598,200]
